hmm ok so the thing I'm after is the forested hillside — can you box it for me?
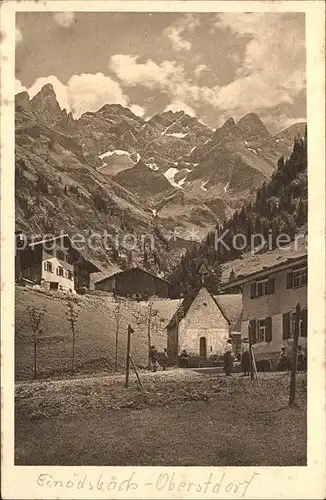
[169,127,307,297]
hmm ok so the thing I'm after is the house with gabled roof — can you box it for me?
[166,286,242,362]
[220,240,307,368]
[95,265,170,299]
[15,233,101,293]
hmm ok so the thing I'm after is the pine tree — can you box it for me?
[169,128,307,295]
[278,155,285,171]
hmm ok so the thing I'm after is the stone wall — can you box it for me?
[178,288,229,356]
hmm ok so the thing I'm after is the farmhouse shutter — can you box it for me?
[301,309,308,337]
[286,271,293,289]
[283,312,291,339]
[249,319,257,344]
[265,316,272,342]
[44,262,47,271]
[250,282,256,299]
[267,277,275,294]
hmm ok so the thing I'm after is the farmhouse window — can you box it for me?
[286,268,307,289]
[44,261,53,273]
[257,280,268,296]
[293,268,307,288]
[56,266,64,277]
[250,277,275,299]
[249,317,272,343]
[291,309,307,337]
[283,309,307,338]
[67,270,73,280]
[257,319,266,342]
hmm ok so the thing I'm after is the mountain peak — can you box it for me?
[161,110,185,119]
[31,83,59,105]
[30,83,62,126]
[210,117,236,145]
[97,103,144,122]
[237,113,270,139]
[98,103,125,113]
[38,83,57,97]
[222,117,236,129]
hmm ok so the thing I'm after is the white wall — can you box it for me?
[178,288,229,356]
[42,247,75,293]
[240,265,308,359]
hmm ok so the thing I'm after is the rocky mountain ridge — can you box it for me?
[15,83,306,273]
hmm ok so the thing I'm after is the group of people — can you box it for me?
[278,344,307,372]
[223,337,250,376]
[149,346,190,372]
[149,346,169,372]
[149,340,307,375]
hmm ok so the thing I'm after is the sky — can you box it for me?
[15,11,306,133]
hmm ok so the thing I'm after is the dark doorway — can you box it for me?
[50,282,59,290]
[199,336,207,358]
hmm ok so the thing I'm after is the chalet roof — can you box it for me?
[220,233,307,290]
[166,287,242,330]
[95,266,171,285]
[213,294,243,331]
[26,234,101,273]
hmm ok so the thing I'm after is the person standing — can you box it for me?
[161,348,169,371]
[223,339,233,376]
[149,345,158,372]
[278,346,287,371]
[241,338,250,376]
[180,349,189,368]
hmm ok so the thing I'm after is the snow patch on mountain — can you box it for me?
[223,181,230,193]
[99,149,130,159]
[164,167,179,184]
[178,176,187,187]
[248,147,258,155]
[166,132,188,139]
[145,162,159,171]
[164,167,185,189]
[200,181,208,192]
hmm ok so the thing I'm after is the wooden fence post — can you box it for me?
[129,355,144,391]
[114,300,121,372]
[147,301,153,370]
[33,328,37,380]
[248,323,254,380]
[289,302,301,405]
[125,324,134,388]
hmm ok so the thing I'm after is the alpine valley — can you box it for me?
[15,84,306,280]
